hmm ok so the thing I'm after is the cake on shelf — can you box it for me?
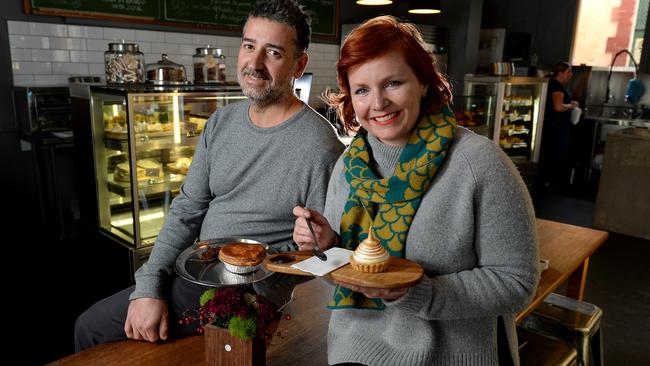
[113,159,163,182]
[172,157,193,174]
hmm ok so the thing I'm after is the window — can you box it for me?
[572,0,649,68]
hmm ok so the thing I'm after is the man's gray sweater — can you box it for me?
[131,100,344,304]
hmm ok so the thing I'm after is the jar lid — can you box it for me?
[108,42,140,52]
[195,47,222,56]
[147,54,183,69]
[145,54,187,84]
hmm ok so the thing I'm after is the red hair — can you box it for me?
[325,16,452,134]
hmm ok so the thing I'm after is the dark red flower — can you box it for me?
[183,286,280,337]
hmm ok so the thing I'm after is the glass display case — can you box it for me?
[13,86,72,136]
[464,76,548,163]
[89,84,246,251]
[451,94,497,139]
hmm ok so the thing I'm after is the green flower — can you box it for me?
[228,315,257,340]
[200,288,216,306]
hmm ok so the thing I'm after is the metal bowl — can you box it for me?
[217,269,258,285]
[222,261,262,274]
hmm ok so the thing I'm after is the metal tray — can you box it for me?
[175,238,274,287]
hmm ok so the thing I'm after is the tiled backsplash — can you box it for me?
[7,20,339,107]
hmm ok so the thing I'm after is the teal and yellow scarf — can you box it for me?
[328,105,457,310]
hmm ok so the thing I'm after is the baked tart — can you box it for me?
[349,227,390,273]
[218,243,266,274]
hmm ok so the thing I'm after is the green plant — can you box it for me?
[228,316,257,339]
[182,286,279,340]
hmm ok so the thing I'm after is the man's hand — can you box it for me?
[124,298,169,342]
[292,206,336,250]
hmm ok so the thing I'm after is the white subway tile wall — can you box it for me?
[7,20,339,107]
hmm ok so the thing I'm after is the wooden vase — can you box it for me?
[204,322,266,366]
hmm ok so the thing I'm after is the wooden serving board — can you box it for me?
[263,251,424,289]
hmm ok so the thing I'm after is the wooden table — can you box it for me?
[515,218,608,323]
[49,219,608,366]
[48,278,332,366]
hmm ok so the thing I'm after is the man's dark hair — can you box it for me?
[249,0,311,54]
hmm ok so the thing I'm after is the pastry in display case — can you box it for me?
[451,94,496,139]
[89,84,246,250]
[464,75,548,163]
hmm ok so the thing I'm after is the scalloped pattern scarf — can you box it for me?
[327,105,457,310]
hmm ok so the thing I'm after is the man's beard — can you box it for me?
[237,67,291,108]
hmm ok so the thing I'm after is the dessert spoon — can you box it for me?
[306,219,328,261]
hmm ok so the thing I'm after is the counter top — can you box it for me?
[91,82,241,94]
[585,115,650,128]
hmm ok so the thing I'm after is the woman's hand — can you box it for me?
[292,206,337,251]
[335,280,408,301]
[124,297,169,342]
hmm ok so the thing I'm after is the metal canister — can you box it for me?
[193,47,226,83]
[145,54,187,85]
[104,42,145,84]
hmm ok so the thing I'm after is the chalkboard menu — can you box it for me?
[26,0,338,39]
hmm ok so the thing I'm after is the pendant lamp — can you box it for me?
[408,0,441,14]
[357,0,393,5]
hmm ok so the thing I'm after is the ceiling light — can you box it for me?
[357,0,393,5]
[408,0,441,14]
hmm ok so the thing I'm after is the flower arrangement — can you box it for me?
[181,286,280,340]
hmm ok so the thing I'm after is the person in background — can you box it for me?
[74,0,344,351]
[541,61,580,194]
[292,16,539,366]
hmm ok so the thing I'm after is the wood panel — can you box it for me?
[515,219,608,323]
[264,252,424,289]
[47,335,206,365]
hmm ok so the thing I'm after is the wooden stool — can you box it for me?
[520,293,603,366]
[517,326,578,365]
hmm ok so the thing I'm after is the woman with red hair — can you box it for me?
[293,16,539,365]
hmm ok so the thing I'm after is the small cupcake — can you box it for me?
[349,227,390,273]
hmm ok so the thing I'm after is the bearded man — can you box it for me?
[74,0,343,350]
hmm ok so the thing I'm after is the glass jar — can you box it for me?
[193,47,226,83]
[145,54,187,85]
[104,42,145,84]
